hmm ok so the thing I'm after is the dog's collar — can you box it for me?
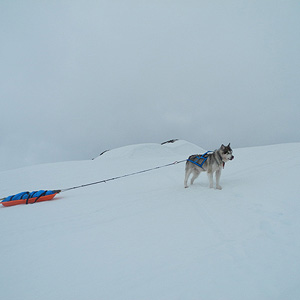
[217,152,226,169]
[216,152,223,165]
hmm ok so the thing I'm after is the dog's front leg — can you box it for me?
[207,172,214,188]
[215,169,222,190]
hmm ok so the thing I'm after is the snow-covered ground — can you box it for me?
[1,140,300,300]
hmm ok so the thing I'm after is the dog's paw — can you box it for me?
[216,185,222,190]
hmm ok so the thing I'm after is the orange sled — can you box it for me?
[1,190,60,207]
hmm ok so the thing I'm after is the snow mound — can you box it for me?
[96,139,204,160]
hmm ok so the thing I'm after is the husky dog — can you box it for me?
[184,144,234,190]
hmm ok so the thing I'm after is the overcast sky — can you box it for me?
[1,1,299,171]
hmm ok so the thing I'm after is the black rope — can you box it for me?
[61,159,187,193]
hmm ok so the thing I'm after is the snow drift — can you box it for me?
[1,140,300,300]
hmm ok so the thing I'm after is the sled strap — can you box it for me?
[33,190,48,204]
[25,192,31,205]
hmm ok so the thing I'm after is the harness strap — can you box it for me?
[188,151,211,169]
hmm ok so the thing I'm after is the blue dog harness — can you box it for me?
[187,151,212,169]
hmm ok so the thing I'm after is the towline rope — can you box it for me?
[60,159,187,193]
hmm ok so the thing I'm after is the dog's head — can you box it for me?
[220,143,234,162]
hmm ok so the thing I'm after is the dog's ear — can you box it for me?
[228,143,231,147]
[221,144,225,149]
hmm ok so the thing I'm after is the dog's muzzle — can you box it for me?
[230,155,234,160]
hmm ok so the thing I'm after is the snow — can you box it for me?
[1,140,300,300]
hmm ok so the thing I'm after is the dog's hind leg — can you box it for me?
[184,167,193,188]
[190,170,200,185]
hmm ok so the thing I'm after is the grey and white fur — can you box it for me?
[184,143,234,190]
